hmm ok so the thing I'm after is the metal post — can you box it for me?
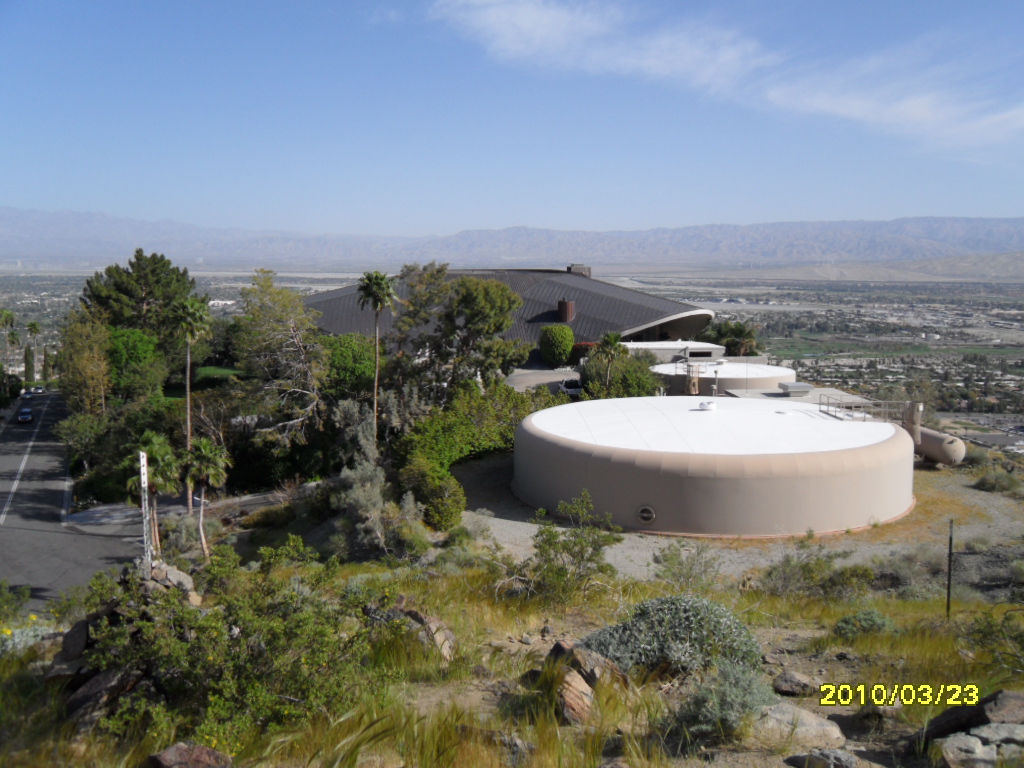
[139,451,152,574]
[946,519,953,620]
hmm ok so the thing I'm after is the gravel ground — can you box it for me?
[453,454,1024,586]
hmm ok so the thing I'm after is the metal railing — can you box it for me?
[818,395,909,424]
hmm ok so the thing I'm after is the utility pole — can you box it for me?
[140,451,153,573]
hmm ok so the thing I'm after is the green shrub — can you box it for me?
[520,490,622,604]
[538,325,574,368]
[833,608,895,641]
[580,595,761,677]
[86,550,383,748]
[653,541,722,595]
[399,456,465,532]
[568,342,597,365]
[0,581,30,624]
[974,470,1021,494]
[759,547,874,600]
[665,661,776,748]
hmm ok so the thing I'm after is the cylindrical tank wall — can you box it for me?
[513,415,915,537]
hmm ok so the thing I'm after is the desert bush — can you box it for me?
[653,541,722,595]
[539,325,574,368]
[759,547,873,600]
[833,608,896,641]
[85,538,385,748]
[664,661,776,748]
[514,490,622,604]
[963,444,992,466]
[580,595,761,677]
[974,470,1021,494]
[963,608,1024,679]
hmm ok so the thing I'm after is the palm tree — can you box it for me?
[185,437,232,560]
[0,310,13,371]
[126,431,181,559]
[357,271,399,435]
[26,322,40,378]
[175,297,212,515]
[594,332,627,389]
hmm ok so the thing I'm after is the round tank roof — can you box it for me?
[650,361,795,379]
[528,396,896,456]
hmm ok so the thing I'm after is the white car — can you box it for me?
[558,378,583,399]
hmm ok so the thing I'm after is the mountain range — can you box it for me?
[2,206,1023,280]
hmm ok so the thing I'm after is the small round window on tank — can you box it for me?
[637,506,656,524]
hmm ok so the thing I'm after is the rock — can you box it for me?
[910,690,1024,749]
[66,670,126,717]
[970,723,1024,746]
[763,652,790,666]
[150,566,168,583]
[773,670,817,697]
[933,733,997,768]
[548,638,575,660]
[557,670,594,725]
[187,591,203,607]
[597,759,632,768]
[66,669,142,735]
[748,703,846,750]
[835,651,859,662]
[404,611,457,664]
[44,652,91,684]
[148,741,232,767]
[140,579,168,597]
[61,619,90,660]
[541,625,553,639]
[162,565,195,592]
[785,748,858,768]
[547,643,627,690]
[520,633,534,645]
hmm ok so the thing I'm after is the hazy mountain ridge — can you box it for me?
[2,207,1024,274]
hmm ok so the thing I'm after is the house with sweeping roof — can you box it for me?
[304,264,714,345]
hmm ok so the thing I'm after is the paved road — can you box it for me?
[0,394,141,612]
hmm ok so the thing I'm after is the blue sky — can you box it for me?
[2,0,1023,236]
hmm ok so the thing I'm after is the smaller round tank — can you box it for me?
[651,360,796,396]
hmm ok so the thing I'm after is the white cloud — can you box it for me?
[431,0,777,93]
[432,0,1024,147]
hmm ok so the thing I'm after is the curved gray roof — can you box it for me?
[304,268,712,345]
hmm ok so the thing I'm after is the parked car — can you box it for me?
[17,408,33,424]
[31,386,44,394]
[558,378,583,399]
[21,392,32,401]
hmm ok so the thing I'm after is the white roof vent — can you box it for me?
[699,401,717,411]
